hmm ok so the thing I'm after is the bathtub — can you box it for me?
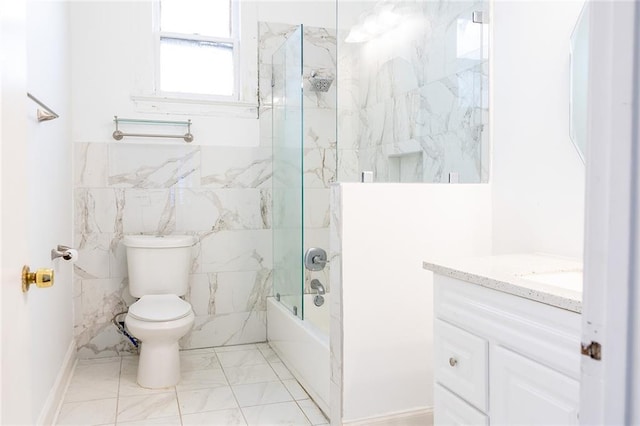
[267,294,330,415]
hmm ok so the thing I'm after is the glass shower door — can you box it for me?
[272,26,304,318]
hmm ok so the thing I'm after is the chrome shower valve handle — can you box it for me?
[304,247,328,271]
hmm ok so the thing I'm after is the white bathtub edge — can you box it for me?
[267,296,330,416]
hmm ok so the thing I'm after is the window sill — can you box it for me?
[131,94,259,118]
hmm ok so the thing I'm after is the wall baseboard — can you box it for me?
[37,339,77,426]
[343,408,434,426]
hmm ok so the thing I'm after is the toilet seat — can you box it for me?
[128,294,192,322]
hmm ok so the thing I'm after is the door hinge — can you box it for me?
[472,11,485,24]
[581,341,602,360]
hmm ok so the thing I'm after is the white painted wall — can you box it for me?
[492,0,586,259]
[256,1,335,28]
[69,0,334,146]
[69,0,262,146]
[335,183,492,423]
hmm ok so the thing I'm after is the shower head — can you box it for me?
[309,72,334,92]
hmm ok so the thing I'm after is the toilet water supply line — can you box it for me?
[112,310,139,348]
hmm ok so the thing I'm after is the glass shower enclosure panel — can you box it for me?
[272,26,304,318]
[336,0,490,183]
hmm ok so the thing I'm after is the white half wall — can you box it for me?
[491,0,586,259]
[332,183,492,423]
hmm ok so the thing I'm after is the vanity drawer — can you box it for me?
[435,319,488,412]
[435,384,488,426]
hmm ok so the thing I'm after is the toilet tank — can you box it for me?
[123,235,195,298]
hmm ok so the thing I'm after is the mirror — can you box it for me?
[569,1,590,163]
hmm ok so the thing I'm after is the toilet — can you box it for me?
[123,235,196,389]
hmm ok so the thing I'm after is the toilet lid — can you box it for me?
[128,295,192,322]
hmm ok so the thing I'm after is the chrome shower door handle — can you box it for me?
[304,247,328,271]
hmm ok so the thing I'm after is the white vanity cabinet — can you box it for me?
[432,274,581,426]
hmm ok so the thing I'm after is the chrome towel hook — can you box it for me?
[27,92,59,122]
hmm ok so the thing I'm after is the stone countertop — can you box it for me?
[423,254,583,313]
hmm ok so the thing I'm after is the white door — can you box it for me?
[1,0,36,422]
[2,0,74,423]
[580,1,640,424]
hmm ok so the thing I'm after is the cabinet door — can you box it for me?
[435,384,488,426]
[491,345,579,425]
[435,319,488,411]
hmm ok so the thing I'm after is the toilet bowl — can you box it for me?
[125,294,195,388]
[122,235,196,389]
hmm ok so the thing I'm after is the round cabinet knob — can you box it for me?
[449,357,458,367]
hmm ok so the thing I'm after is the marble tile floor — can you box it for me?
[56,343,329,426]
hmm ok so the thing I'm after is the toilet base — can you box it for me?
[124,310,194,389]
[137,341,181,388]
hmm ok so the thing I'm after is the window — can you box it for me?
[156,0,239,99]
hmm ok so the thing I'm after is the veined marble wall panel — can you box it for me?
[302,26,337,110]
[259,23,337,114]
[329,185,343,425]
[174,188,271,233]
[107,144,201,189]
[73,141,274,357]
[304,145,338,189]
[181,270,271,348]
[302,27,336,294]
[258,23,300,114]
[337,149,360,182]
[184,311,267,349]
[200,229,272,273]
[338,0,489,183]
[200,146,272,189]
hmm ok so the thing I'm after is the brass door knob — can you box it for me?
[22,265,54,292]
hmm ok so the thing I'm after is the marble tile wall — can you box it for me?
[74,22,337,359]
[301,25,337,294]
[74,142,273,358]
[328,185,343,426]
[337,0,489,183]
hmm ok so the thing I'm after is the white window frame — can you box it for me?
[152,0,241,102]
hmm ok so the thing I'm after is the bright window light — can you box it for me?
[161,0,230,38]
[160,38,234,96]
[157,0,238,98]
